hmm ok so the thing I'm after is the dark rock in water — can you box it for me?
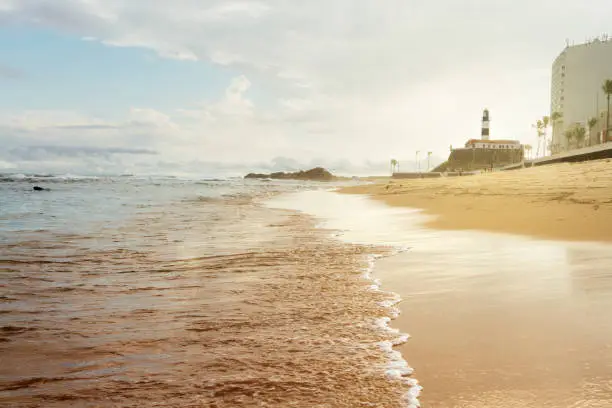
[245,167,335,181]
[33,186,50,191]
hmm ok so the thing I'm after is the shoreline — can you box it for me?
[266,189,612,407]
[364,252,422,408]
[341,160,612,242]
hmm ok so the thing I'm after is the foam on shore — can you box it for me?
[364,253,422,407]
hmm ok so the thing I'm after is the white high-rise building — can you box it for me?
[550,37,612,153]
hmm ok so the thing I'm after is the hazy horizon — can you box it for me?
[0,154,447,178]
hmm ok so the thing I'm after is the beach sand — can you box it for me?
[377,238,612,408]
[335,160,612,406]
[342,159,612,242]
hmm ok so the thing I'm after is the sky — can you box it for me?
[0,0,610,176]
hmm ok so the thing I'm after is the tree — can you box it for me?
[603,79,612,143]
[588,117,598,146]
[542,116,550,155]
[533,119,544,157]
[564,124,586,149]
[551,112,563,153]
[574,124,586,148]
[427,151,432,171]
[390,159,398,175]
[524,144,532,159]
[564,129,574,149]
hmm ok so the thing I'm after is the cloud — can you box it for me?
[50,124,119,130]
[1,1,610,175]
[3,1,572,91]
[0,142,159,176]
[9,145,157,160]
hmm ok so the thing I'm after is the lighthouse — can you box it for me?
[481,109,490,140]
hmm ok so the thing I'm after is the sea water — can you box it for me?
[0,174,416,407]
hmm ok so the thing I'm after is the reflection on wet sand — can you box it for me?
[377,224,612,408]
[566,246,612,296]
[382,241,612,408]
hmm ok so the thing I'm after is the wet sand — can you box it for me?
[343,160,612,242]
[339,160,612,405]
[380,238,612,407]
[269,191,612,407]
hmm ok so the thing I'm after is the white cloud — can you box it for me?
[128,108,178,129]
[1,77,294,167]
[1,0,611,174]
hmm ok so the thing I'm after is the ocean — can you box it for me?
[0,174,418,407]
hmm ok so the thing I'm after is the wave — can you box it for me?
[0,172,238,185]
[363,251,422,408]
[0,173,103,183]
[197,178,229,182]
[2,179,421,407]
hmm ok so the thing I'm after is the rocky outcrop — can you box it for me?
[245,167,335,181]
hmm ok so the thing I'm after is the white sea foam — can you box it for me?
[362,252,421,408]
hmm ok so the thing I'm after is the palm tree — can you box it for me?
[533,119,544,157]
[564,129,574,149]
[574,124,586,148]
[390,159,398,175]
[427,152,432,171]
[542,116,550,155]
[551,111,563,153]
[603,79,612,143]
[524,144,532,159]
[588,117,598,146]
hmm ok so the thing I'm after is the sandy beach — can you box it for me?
[342,160,612,242]
[334,160,612,407]
[270,186,612,407]
[377,238,612,408]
